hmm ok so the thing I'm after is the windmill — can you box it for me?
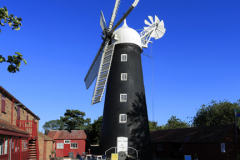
[84,0,165,159]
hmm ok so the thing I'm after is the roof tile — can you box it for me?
[47,130,88,140]
[0,119,30,135]
[150,124,234,143]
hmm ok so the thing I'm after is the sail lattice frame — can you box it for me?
[91,43,115,105]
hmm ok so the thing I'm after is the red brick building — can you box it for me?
[47,130,90,158]
[0,85,57,160]
[150,124,240,160]
[0,85,41,160]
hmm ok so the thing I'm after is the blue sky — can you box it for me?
[1,0,240,131]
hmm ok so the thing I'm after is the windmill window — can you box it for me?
[121,73,127,81]
[119,114,127,123]
[120,94,127,102]
[121,54,127,62]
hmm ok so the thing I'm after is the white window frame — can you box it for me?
[57,143,64,149]
[121,54,127,62]
[121,73,127,81]
[70,143,78,149]
[0,138,3,155]
[120,94,127,102]
[64,140,70,144]
[4,139,8,154]
[119,114,127,123]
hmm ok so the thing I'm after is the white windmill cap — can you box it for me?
[112,19,142,48]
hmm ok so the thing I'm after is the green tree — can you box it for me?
[149,116,190,131]
[42,119,65,130]
[149,121,161,131]
[60,109,91,131]
[78,117,92,130]
[164,116,190,129]
[193,100,240,127]
[89,116,102,144]
[0,6,26,73]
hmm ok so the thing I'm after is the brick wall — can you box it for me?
[0,92,39,131]
[46,141,53,159]
[38,135,44,160]
[0,93,13,123]
[38,132,54,160]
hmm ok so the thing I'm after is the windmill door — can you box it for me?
[117,137,128,154]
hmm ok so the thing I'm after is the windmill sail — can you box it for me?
[108,0,121,31]
[110,0,139,34]
[84,42,105,89]
[100,11,107,33]
[92,43,115,105]
[84,0,140,104]
[140,15,166,48]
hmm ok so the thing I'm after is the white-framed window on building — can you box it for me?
[158,144,163,151]
[71,143,78,149]
[64,140,70,144]
[120,94,127,102]
[121,73,127,81]
[24,140,28,151]
[119,114,127,123]
[57,143,64,149]
[4,139,8,154]
[0,137,3,155]
[121,54,127,62]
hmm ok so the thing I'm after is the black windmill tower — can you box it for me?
[84,0,166,159]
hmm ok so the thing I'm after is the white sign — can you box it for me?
[117,137,128,154]
[221,143,225,153]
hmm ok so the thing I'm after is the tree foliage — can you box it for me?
[164,116,190,129]
[149,116,190,131]
[89,116,102,144]
[0,6,26,73]
[0,6,22,32]
[60,109,91,131]
[192,100,240,127]
[149,121,161,131]
[42,119,65,130]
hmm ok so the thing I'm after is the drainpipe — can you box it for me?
[11,100,15,124]
[19,138,22,160]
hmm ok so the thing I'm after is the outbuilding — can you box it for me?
[150,124,240,160]
[47,130,90,158]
